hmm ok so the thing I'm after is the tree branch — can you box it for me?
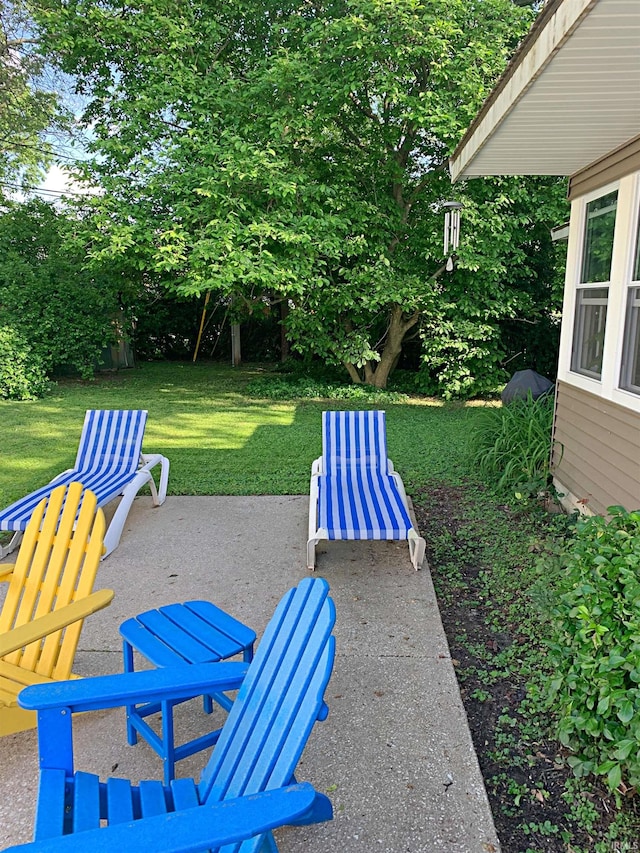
[348,91,380,125]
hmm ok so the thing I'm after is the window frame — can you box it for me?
[557,173,640,415]
[569,187,618,381]
[618,199,640,395]
[571,286,609,380]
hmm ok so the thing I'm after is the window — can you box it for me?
[571,287,609,378]
[619,209,640,395]
[571,190,618,378]
[580,191,618,283]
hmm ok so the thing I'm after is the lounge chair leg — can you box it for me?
[408,530,427,571]
[307,539,316,572]
[0,531,22,560]
[141,454,170,506]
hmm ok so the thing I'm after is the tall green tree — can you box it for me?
[31,0,566,390]
[416,174,567,398]
[0,0,68,190]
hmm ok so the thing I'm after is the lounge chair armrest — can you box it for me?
[0,590,114,658]
[47,468,75,486]
[310,456,323,476]
[19,661,249,714]
[139,453,165,471]
[4,783,318,853]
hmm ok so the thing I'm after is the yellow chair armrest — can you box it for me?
[0,589,114,658]
[0,563,14,582]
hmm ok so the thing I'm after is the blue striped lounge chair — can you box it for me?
[307,410,426,571]
[0,410,169,560]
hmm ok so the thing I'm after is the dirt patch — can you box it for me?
[412,482,628,853]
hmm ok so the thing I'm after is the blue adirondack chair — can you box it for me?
[307,410,426,570]
[5,785,320,853]
[0,410,170,559]
[12,578,335,853]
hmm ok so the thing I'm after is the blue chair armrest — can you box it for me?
[18,661,249,714]
[4,783,317,853]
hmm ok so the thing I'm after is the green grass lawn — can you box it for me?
[0,361,482,509]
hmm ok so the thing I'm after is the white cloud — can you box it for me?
[40,164,74,194]
[38,163,103,201]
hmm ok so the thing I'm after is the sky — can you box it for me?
[39,163,77,196]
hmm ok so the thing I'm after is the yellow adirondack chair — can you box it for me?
[0,482,114,735]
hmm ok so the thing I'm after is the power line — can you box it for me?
[0,137,85,162]
[0,179,89,198]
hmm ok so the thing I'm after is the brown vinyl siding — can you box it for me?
[552,380,640,514]
[568,134,640,200]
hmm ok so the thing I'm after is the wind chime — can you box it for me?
[443,201,463,271]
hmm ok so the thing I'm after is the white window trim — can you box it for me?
[558,174,640,415]
[617,176,640,396]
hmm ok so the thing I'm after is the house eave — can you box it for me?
[449,0,640,183]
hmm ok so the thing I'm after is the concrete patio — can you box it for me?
[1,495,500,852]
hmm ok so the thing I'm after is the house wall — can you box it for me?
[552,381,640,516]
[553,146,640,515]
[557,170,640,415]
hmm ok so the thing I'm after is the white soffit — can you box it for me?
[449,0,640,181]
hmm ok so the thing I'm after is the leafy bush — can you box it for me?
[0,200,119,379]
[417,318,508,400]
[469,392,556,498]
[245,374,409,402]
[0,326,50,400]
[543,508,640,792]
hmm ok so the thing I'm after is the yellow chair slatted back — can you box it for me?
[0,482,106,681]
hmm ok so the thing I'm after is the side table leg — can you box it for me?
[123,640,138,746]
[161,697,176,785]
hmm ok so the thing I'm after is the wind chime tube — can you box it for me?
[443,202,462,258]
[451,208,460,252]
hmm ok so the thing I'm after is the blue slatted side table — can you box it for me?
[119,600,256,783]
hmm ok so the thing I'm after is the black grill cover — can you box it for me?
[501,369,554,404]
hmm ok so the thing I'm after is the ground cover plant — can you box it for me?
[414,486,640,852]
[2,361,639,849]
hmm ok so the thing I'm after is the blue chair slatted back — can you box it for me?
[197,578,335,851]
[322,411,389,476]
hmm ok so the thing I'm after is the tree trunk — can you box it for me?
[344,362,363,384]
[279,300,290,362]
[231,323,242,367]
[369,305,419,388]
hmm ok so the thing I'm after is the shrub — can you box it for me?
[0,200,119,379]
[245,374,409,402]
[0,325,50,400]
[543,508,640,792]
[417,317,508,400]
[469,392,556,498]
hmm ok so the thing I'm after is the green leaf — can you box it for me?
[613,739,637,761]
[617,700,635,724]
[607,762,622,791]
